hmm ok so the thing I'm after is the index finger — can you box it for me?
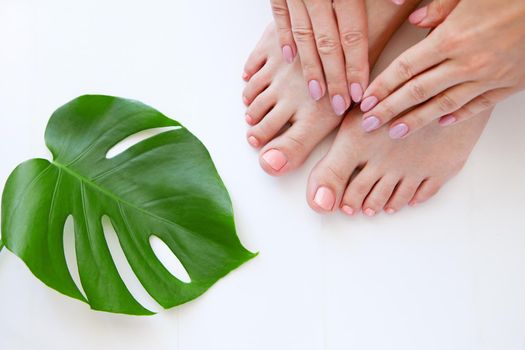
[270,0,296,63]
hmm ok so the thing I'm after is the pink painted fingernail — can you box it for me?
[314,187,335,211]
[385,208,396,215]
[245,114,254,125]
[439,115,457,126]
[282,45,294,64]
[342,205,355,216]
[350,83,364,103]
[362,116,381,132]
[360,96,378,112]
[331,95,347,116]
[248,136,260,148]
[309,80,323,101]
[409,6,428,25]
[262,149,288,171]
[389,123,409,139]
[364,208,376,217]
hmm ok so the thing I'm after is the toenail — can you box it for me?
[385,208,396,215]
[262,149,288,171]
[364,208,376,217]
[342,205,355,216]
[389,123,409,139]
[242,71,249,81]
[314,187,335,211]
[331,95,347,116]
[439,115,457,126]
[308,80,323,101]
[248,136,260,148]
[360,96,378,112]
[243,95,249,105]
[350,83,363,103]
[282,45,295,64]
[245,114,254,125]
[362,116,381,132]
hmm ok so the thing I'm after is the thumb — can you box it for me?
[408,0,460,28]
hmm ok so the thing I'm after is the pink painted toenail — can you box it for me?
[242,71,249,81]
[332,95,347,116]
[243,95,250,105]
[314,187,335,211]
[389,123,409,139]
[245,114,254,125]
[309,80,323,101]
[350,83,363,103]
[248,136,260,148]
[282,45,295,64]
[439,115,457,126]
[362,116,380,132]
[409,6,428,24]
[360,96,378,112]
[385,208,396,215]
[364,208,376,217]
[262,149,288,171]
[342,205,355,216]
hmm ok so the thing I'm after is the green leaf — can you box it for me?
[1,95,256,315]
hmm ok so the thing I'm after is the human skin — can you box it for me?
[359,0,525,140]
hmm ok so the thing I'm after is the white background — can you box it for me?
[1,0,525,349]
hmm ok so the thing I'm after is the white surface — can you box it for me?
[1,0,525,349]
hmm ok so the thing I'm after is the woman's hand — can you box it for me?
[270,0,370,116]
[359,0,525,139]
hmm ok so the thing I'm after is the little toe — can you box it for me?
[243,64,273,105]
[384,178,422,213]
[245,89,277,125]
[362,175,400,216]
[247,103,293,149]
[341,166,382,217]
[259,115,340,176]
[410,179,442,207]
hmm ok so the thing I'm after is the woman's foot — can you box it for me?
[242,25,341,176]
[307,108,492,215]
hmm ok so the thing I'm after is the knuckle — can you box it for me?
[271,2,289,17]
[301,61,318,75]
[396,57,414,81]
[316,34,341,55]
[340,30,365,48]
[408,81,428,101]
[437,93,458,112]
[292,26,315,43]
[379,100,397,120]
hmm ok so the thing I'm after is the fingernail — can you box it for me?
[309,80,323,101]
[242,71,249,81]
[342,205,355,216]
[350,83,364,103]
[364,208,376,217]
[247,136,260,148]
[362,116,381,132]
[389,123,409,139]
[360,96,378,112]
[392,0,405,5]
[385,208,396,215]
[262,149,288,171]
[314,187,335,211]
[282,45,294,64]
[409,6,428,24]
[439,115,457,126]
[245,114,254,125]
[331,95,347,116]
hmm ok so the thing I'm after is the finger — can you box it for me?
[305,0,351,116]
[388,82,488,139]
[361,62,465,132]
[288,0,327,102]
[361,34,446,112]
[441,88,512,125]
[270,0,296,63]
[334,0,370,103]
[409,0,460,28]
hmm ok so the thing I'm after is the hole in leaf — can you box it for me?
[101,216,163,313]
[150,235,191,284]
[63,215,87,300]
[106,126,180,159]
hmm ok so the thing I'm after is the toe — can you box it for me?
[245,89,277,126]
[362,175,400,216]
[243,43,268,82]
[410,179,442,206]
[259,114,340,176]
[341,166,382,217]
[243,64,273,105]
[247,103,293,149]
[384,178,422,213]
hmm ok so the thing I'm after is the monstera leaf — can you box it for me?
[0,95,255,315]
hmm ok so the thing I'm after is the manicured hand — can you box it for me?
[360,0,525,139]
[270,0,370,116]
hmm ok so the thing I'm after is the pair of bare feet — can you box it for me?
[242,24,490,217]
